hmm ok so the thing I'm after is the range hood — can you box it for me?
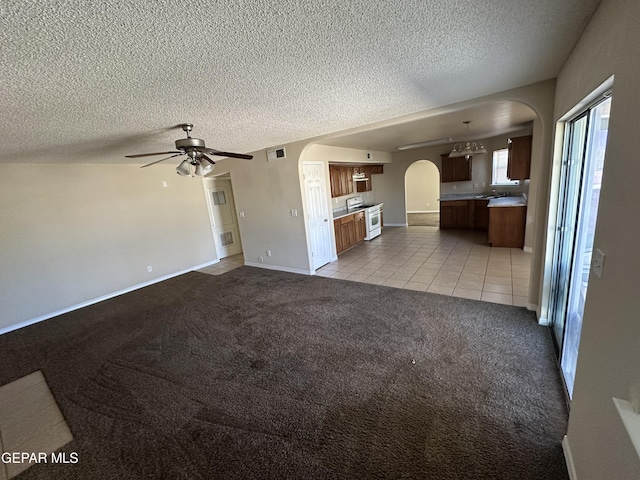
[353,173,368,181]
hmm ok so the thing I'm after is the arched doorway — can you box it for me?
[405,160,440,226]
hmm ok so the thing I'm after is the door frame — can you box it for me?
[540,77,613,399]
[202,173,243,260]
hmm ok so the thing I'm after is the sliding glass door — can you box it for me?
[549,95,611,398]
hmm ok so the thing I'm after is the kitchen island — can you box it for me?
[487,196,527,248]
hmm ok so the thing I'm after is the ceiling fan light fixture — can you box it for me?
[176,159,191,176]
[194,159,214,176]
[126,124,253,176]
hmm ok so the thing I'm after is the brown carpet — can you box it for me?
[0,267,568,479]
[408,212,440,226]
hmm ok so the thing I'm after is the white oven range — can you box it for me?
[346,197,383,240]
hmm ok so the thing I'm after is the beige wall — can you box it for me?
[553,0,640,478]
[0,163,216,331]
[405,161,440,213]
[209,141,312,274]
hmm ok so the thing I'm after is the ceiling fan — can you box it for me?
[125,123,253,176]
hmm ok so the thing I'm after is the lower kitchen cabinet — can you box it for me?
[440,199,490,231]
[335,212,366,255]
[333,219,343,253]
[474,200,490,230]
[440,200,472,229]
[488,206,526,248]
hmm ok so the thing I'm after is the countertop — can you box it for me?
[487,197,527,208]
[332,203,383,220]
[439,193,527,207]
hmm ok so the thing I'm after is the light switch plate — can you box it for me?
[592,248,605,278]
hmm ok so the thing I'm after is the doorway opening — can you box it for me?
[405,160,440,226]
[547,93,611,399]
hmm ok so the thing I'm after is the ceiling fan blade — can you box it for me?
[204,148,253,160]
[125,151,182,158]
[140,153,184,168]
[201,154,216,165]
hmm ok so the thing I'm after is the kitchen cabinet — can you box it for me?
[329,164,384,198]
[335,211,366,254]
[440,200,472,229]
[488,206,526,248]
[355,211,366,240]
[507,135,532,180]
[474,200,490,230]
[334,218,343,253]
[329,165,354,198]
[440,154,472,183]
[440,199,490,230]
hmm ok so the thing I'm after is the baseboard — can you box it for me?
[0,259,220,336]
[523,246,533,253]
[244,262,312,276]
[562,435,578,480]
[407,210,439,214]
[384,223,408,227]
[526,303,538,312]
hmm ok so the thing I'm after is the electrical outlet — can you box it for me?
[291,209,298,217]
[266,250,272,257]
[239,210,245,218]
[147,266,153,272]
[162,181,168,188]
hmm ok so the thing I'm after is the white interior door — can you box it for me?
[205,177,242,259]
[303,162,332,270]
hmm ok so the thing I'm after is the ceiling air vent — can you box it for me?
[267,146,286,161]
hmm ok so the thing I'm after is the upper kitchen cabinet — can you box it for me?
[329,165,354,198]
[507,135,532,180]
[329,164,384,197]
[440,154,472,182]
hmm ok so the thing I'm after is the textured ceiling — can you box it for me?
[0,0,601,163]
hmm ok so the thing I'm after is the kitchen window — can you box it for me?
[492,149,519,186]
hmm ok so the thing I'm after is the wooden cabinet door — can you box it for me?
[474,200,489,230]
[334,218,343,253]
[440,200,470,228]
[329,166,341,198]
[355,211,366,241]
[507,135,532,180]
[453,204,469,228]
[440,203,455,228]
[454,156,472,181]
[441,154,472,182]
[441,154,455,182]
[488,206,526,248]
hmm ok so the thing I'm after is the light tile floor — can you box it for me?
[199,227,532,307]
[198,254,245,275]
[0,371,73,479]
[317,226,531,307]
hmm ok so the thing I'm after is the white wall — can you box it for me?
[0,163,216,331]
[552,0,640,478]
[405,161,440,213]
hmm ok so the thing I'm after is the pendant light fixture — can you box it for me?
[448,121,487,159]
